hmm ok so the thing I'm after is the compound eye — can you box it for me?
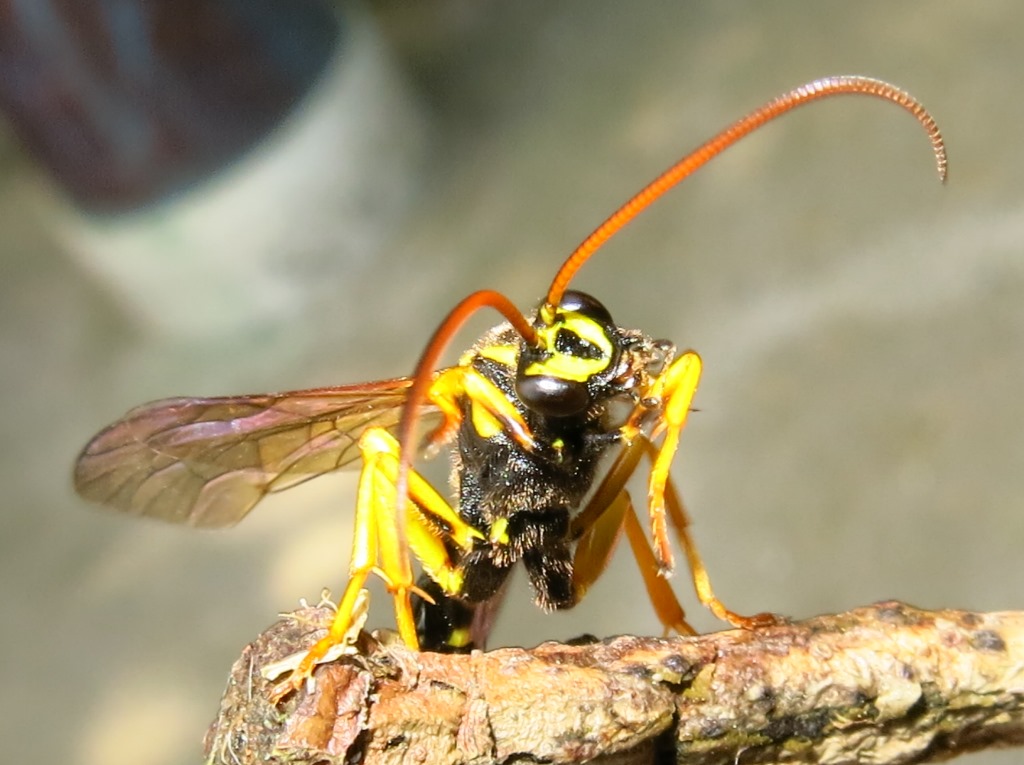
[558,290,613,325]
[516,374,590,418]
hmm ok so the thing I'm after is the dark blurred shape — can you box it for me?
[0,0,340,212]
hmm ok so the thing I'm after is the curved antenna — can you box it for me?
[393,291,536,558]
[544,75,948,315]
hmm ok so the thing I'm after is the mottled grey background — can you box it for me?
[3,3,1023,764]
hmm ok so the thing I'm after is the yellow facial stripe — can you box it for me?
[524,314,614,383]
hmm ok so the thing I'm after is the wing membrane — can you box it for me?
[74,377,441,528]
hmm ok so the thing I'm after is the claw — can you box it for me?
[269,672,307,704]
[727,610,785,630]
[264,589,370,704]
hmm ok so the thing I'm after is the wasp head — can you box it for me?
[516,290,650,419]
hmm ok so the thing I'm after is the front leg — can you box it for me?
[427,365,539,453]
[642,350,703,573]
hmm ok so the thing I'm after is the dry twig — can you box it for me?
[204,601,1024,765]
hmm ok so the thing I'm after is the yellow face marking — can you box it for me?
[524,314,614,383]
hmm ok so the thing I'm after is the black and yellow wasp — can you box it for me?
[74,76,947,698]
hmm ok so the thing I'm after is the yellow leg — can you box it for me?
[643,350,703,573]
[364,429,481,591]
[571,383,777,635]
[642,438,779,630]
[571,436,694,635]
[270,427,482,701]
[427,366,538,453]
[570,432,643,543]
[620,494,696,636]
[572,488,628,600]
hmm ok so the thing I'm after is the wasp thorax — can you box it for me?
[515,290,618,419]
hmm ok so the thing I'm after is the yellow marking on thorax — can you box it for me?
[489,517,510,545]
[462,343,518,369]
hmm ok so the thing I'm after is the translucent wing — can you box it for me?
[74,377,442,528]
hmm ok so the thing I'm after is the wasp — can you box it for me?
[74,76,947,699]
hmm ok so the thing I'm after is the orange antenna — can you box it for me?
[544,75,947,314]
[393,291,536,553]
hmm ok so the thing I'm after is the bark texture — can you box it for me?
[204,602,1024,765]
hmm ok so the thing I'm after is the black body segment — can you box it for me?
[413,295,668,650]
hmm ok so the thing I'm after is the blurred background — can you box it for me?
[3,2,1023,763]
